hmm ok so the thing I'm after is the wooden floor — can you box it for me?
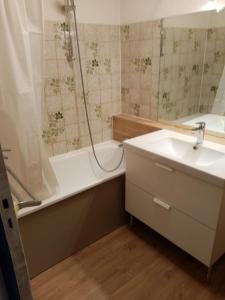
[32,221,225,300]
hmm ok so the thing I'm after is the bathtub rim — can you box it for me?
[17,140,125,219]
[49,139,121,162]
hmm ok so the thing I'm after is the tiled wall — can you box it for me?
[120,21,161,120]
[200,27,225,113]
[42,18,225,156]
[42,21,121,156]
[158,27,206,121]
[158,26,225,121]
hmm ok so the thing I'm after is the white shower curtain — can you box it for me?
[0,0,58,200]
[212,66,225,115]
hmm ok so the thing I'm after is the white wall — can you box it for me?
[44,0,121,24]
[164,11,212,28]
[211,8,225,26]
[44,0,225,26]
[120,0,220,24]
[164,9,225,28]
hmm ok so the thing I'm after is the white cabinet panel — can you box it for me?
[126,150,223,230]
[126,181,215,266]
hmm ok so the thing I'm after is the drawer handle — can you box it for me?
[153,198,171,211]
[155,162,174,172]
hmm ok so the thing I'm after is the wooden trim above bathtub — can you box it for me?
[113,114,161,142]
[113,114,225,145]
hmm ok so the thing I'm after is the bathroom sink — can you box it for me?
[148,137,225,167]
[148,137,189,159]
[124,129,225,183]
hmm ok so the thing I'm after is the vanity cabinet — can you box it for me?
[125,148,225,268]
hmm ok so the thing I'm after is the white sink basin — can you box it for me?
[148,137,189,159]
[124,129,225,184]
[149,137,225,167]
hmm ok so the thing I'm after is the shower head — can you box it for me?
[63,0,76,13]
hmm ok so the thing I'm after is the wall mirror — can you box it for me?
[158,9,225,135]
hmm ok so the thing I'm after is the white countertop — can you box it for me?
[124,130,225,187]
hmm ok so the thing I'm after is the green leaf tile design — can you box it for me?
[49,78,60,95]
[214,51,222,63]
[194,40,200,52]
[55,111,64,120]
[60,22,70,32]
[188,29,194,40]
[65,76,76,92]
[94,105,102,119]
[121,87,130,96]
[145,57,152,66]
[92,59,99,67]
[178,66,185,78]
[121,25,130,40]
[44,21,122,156]
[89,41,98,58]
[106,116,112,129]
[162,67,169,80]
[210,86,218,95]
[133,57,152,73]
[42,111,65,144]
[103,58,111,73]
[81,91,89,103]
[207,28,215,40]
[158,24,225,120]
[173,41,180,54]
[87,59,100,75]
[54,22,68,43]
[203,63,210,74]
[184,76,191,98]
[160,92,174,113]
[62,40,72,55]
[192,64,200,75]
[71,138,81,149]
[133,104,140,116]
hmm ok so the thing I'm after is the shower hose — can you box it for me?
[69,1,124,172]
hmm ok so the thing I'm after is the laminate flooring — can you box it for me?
[32,221,225,300]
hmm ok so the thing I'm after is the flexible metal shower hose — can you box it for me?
[69,1,124,172]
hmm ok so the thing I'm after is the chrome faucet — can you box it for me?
[192,122,206,150]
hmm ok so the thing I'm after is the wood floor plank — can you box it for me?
[32,222,225,300]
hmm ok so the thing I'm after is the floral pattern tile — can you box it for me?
[42,111,65,144]
[43,18,225,156]
[121,20,161,120]
[199,27,225,114]
[159,27,206,121]
[158,25,225,121]
[43,21,121,156]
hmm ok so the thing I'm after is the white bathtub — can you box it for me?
[178,114,225,134]
[18,140,125,218]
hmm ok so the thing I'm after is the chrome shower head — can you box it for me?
[63,0,76,12]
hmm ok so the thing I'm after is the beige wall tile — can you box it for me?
[53,141,67,156]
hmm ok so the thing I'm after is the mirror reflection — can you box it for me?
[158,9,225,134]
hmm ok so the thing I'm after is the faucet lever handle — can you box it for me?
[195,121,206,129]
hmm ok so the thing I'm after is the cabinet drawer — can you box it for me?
[126,181,215,266]
[126,150,223,230]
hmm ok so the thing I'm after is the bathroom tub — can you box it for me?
[18,140,125,218]
[18,140,128,278]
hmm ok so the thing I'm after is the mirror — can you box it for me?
[158,9,225,135]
